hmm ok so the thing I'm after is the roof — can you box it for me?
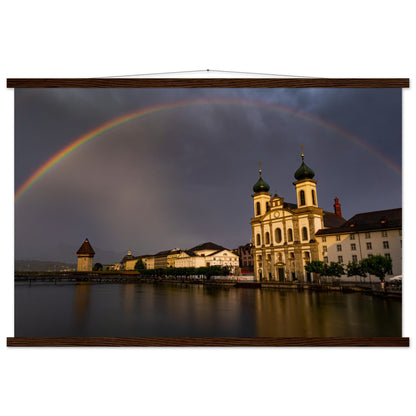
[206,249,237,257]
[237,243,253,250]
[154,248,181,257]
[323,211,346,228]
[283,202,298,210]
[121,255,138,263]
[76,239,95,255]
[253,175,270,193]
[154,250,172,257]
[189,242,227,252]
[316,208,401,236]
[178,250,198,258]
[294,155,315,181]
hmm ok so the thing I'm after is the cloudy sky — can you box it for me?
[15,88,402,263]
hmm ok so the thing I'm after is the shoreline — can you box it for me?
[14,271,402,299]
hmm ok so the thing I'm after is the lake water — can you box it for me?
[15,282,402,337]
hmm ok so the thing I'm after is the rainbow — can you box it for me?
[15,97,402,202]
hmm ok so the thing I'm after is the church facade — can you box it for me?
[250,155,344,282]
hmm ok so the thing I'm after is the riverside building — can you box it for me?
[174,242,239,273]
[120,242,239,273]
[315,208,402,279]
[250,154,401,282]
[236,243,254,270]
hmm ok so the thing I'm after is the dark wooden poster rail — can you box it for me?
[6,78,410,88]
[8,77,409,347]
[7,337,410,347]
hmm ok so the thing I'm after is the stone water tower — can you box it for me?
[76,238,95,271]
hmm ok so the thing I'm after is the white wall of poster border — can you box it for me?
[0,1,415,416]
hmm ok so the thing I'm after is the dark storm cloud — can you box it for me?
[15,88,402,262]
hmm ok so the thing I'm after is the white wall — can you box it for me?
[1,4,414,416]
[318,229,402,281]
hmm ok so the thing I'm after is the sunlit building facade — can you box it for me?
[250,155,402,282]
[250,155,344,282]
[174,242,239,273]
[315,208,402,279]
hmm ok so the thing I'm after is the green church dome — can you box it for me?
[294,154,315,181]
[253,166,270,193]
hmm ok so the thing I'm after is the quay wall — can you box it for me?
[14,271,401,298]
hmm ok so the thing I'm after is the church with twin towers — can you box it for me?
[250,152,402,282]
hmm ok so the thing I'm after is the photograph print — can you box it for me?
[14,85,403,340]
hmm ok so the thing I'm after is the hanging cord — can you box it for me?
[99,69,207,78]
[204,69,322,78]
[97,68,323,79]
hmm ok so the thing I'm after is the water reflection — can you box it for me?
[15,282,402,337]
[122,283,136,325]
[73,283,91,329]
[253,290,401,337]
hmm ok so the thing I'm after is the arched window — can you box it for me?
[302,227,308,241]
[299,190,306,206]
[288,228,293,242]
[256,202,261,216]
[265,232,270,244]
[256,234,261,246]
[275,228,282,243]
[266,202,270,212]
[311,190,316,205]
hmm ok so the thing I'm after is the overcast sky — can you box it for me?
[14,88,402,263]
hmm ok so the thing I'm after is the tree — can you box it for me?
[304,260,327,284]
[346,261,366,282]
[134,259,145,270]
[326,262,345,282]
[360,255,392,282]
[93,263,103,271]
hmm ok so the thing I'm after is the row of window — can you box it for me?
[257,251,310,262]
[322,230,401,242]
[323,241,390,252]
[256,201,274,216]
[298,189,316,206]
[256,190,318,216]
[256,227,309,246]
[323,253,392,264]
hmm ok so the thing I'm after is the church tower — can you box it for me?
[293,152,318,208]
[249,154,324,283]
[251,164,271,280]
[252,163,272,220]
[76,238,95,271]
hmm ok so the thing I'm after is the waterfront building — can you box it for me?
[167,249,183,268]
[250,156,345,282]
[76,238,95,271]
[154,248,182,269]
[175,250,207,268]
[142,255,155,270]
[236,243,254,270]
[250,155,402,282]
[315,208,402,279]
[174,242,239,272]
[120,250,137,270]
[120,250,156,270]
